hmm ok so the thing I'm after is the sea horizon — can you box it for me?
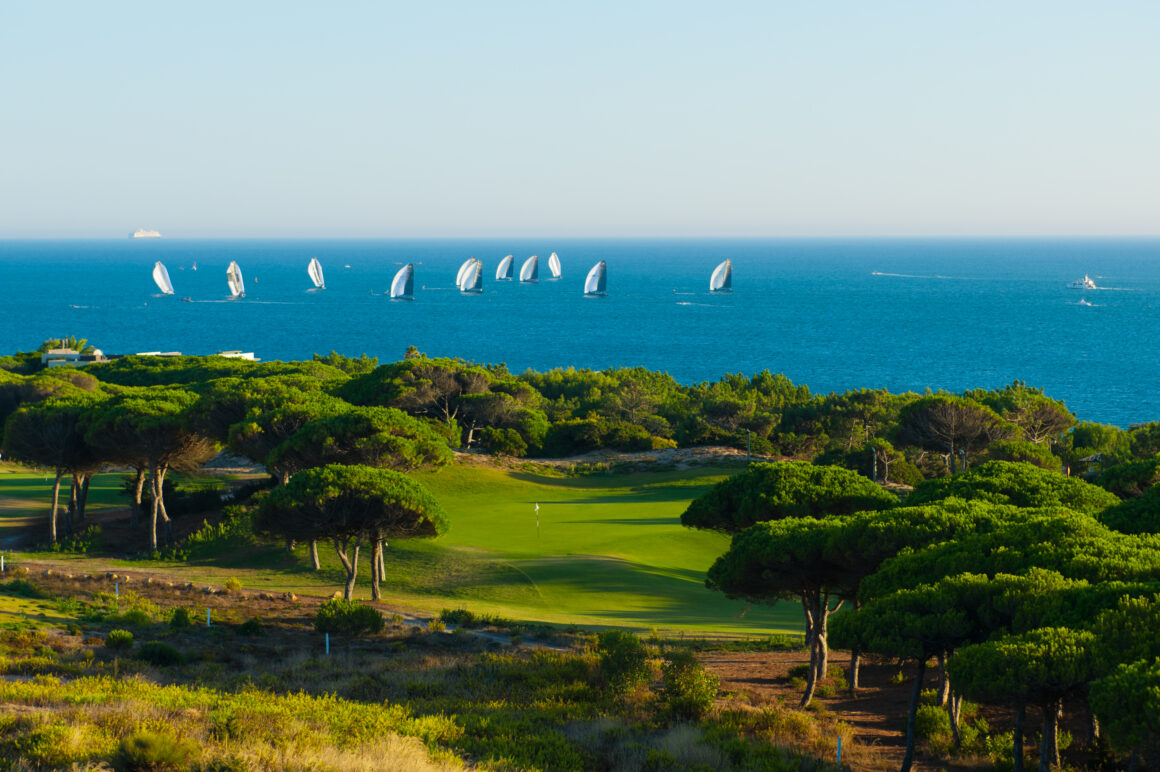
[4,236,1159,428]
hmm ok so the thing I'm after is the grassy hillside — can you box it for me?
[11,461,802,637]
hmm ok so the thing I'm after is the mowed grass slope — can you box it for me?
[0,462,126,525]
[12,462,802,636]
[384,463,801,635]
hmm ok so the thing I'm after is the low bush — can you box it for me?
[313,599,384,636]
[661,650,719,719]
[0,579,51,599]
[914,703,952,746]
[237,618,263,636]
[596,630,651,697]
[105,629,134,652]
[169,607,192,629]
[136,641,184,667]
[113,729,199,771]
[223,577,243,593]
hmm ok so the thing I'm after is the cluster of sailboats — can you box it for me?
[150,254,733,300]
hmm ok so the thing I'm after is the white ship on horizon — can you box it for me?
[131,229,162,239]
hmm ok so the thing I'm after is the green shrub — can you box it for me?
[1,579,51,599]
[596,630,651,697]
[479,426,528,457]
[113,729,198,771]
[105,629,134,653]
[914,703,952,748]
[661,650,719,719]
[48,524,103,554]
[136,642,184,667]
[223,577,243,593]
[169,608,192,629]
[786,663,811,681]
[237,618,263,636]
[115,608,154,627]
[313,599,384,636]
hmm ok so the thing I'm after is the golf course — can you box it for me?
[3,457,802,638]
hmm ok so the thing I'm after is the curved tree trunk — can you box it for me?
[310,539,320,570]
[149,464,161,551]
[49,467,63,545]
[333,537,360,600]
[131,467,145,529]
[900,658,927,772]
[157,464,172,544]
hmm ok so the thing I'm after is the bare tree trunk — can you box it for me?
[131,467,145,529]
[157,464,172,544]
[285,538,295,553]
[66,475,79,536]
[378,542,386,581]
[49,467,63,545]
[310,539,320,570]
[1014,702,1026,772]
[149,464,160,551]
[77,473,91,521]
[900,658,927,772]
[1039,700,1060,772]
[816,595,830,682]
[949,692,963,748]
[1085,704,1100,749]
[937,651,950,706]
[370,539,382,601]
[849,649,860,693]
[333,538,360,600]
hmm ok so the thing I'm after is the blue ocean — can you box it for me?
[2,238,1158,427]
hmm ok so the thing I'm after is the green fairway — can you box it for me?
[12,461,804,637]
[0,462,127,525]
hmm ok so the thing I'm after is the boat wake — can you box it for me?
[872,271,971,280]
[676,301,718,307]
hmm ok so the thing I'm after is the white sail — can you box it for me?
[152,261,174,294]
[709,259,732,292]
[496,254,514,281]
[548,252,562,279]
[460,259,483,293]
[390,263,415,299]
[307,257,325,289]
[519,255,539,283]
[226,261,245,298]
[584,261,607,296]
[455,257,476,289]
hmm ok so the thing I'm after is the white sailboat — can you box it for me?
[519,255,539,283]
[583,261,607,296]
[709,259,732,292]
[307,257,325,289]
[547,252,562,279]
[459,258,483,293]
[455,258,477,289]
[226,261,245,298]
[152,261,174,295]
[390,263,415,300]
[495,254,514,281]
[1069,274,1098,290]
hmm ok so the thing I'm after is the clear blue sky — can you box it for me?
[2,1,1157,238]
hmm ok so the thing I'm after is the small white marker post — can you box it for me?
[535,502,540,539]
[1,554,5,572]
[325,632,330,656]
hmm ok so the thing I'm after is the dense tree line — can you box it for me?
[687,459,1160,771]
